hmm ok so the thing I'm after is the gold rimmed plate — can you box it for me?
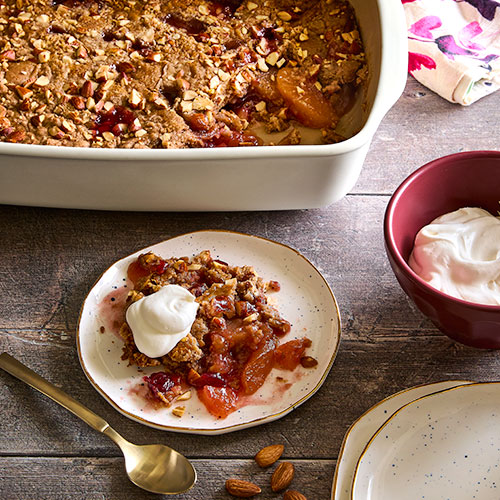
[351,382,500,500]
[331,380,473,500]
[77,230,341,434]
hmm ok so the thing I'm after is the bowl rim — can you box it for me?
[384,150,500,312]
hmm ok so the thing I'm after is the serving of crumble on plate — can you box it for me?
[77,230,341,434]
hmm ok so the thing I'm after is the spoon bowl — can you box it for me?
[104,427,197,494]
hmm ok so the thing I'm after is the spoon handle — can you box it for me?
[0,352,110,433]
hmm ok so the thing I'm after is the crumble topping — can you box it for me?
[120,250,315,418]
[0,0,366,148]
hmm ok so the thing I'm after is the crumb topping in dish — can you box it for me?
[0,0,366,148]
[120,250,315,418]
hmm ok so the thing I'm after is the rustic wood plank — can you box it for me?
[1,335,494,458]
[0,458,335,500]
[1,197,498,459]
[356,77,500,194]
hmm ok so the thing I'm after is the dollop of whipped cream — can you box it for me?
[409,207,500,305]
[126,284,199,358]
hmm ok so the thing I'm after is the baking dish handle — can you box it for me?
[377,0,409,115]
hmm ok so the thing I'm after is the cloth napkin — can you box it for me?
[403,0,500,105]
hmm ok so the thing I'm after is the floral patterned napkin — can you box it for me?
[403,0,500,105]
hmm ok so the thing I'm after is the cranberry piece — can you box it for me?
[160,86,180,106]
[144,372,182,399]
[328,39,362,61]
[164,14,209,42]
[94,106,136,137]
[200,127,261,148]
[103,30,120,42]
[250,25,282,53]
[268,280,281,292]
[152,260,168,275]
[47,25,68,34]
[132,39,153,51]
[131,39,156,58]
[225,93,260,120]
[208,0,242,17]
[190,283,208,297]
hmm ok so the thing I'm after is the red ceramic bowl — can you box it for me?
[384,151,500,349]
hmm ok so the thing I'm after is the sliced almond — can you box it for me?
[278,11,292,21]
[38,50,51,63]
[172,406,185,417]
[33,76,50,87]
[243,312,259,324]
[129,88,144,109]
[176,390,192,401]
[15,86,33,100]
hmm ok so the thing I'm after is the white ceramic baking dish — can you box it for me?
[0,0,407,211]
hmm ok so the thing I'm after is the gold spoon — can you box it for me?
[0,352,196,495]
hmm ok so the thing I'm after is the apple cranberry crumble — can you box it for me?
[120,250,314,418]
[0,0,366,148]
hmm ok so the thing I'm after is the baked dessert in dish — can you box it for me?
[120,250,316,418]
[0,0,366,148]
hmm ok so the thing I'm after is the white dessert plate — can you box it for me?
[77,230,341,434]
[331,380,473,500]
[351,382,500,500]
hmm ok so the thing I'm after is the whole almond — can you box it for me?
[80,80,94,98]
[271,462,294,492]
[255,444,284,467]
[225,478,261,498]
[284,490,307,500]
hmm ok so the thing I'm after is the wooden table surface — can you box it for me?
[1,77,500,500]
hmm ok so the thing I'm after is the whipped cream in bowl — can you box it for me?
[126,284,199,358]
[409,207,500,306]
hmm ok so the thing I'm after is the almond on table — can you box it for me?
[255,444,285,467]
[271,461,295,492]
[225,478,262,498]
[284,491,308,500]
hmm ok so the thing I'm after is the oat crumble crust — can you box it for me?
[0,0,367,148]
[120,250,291,375]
